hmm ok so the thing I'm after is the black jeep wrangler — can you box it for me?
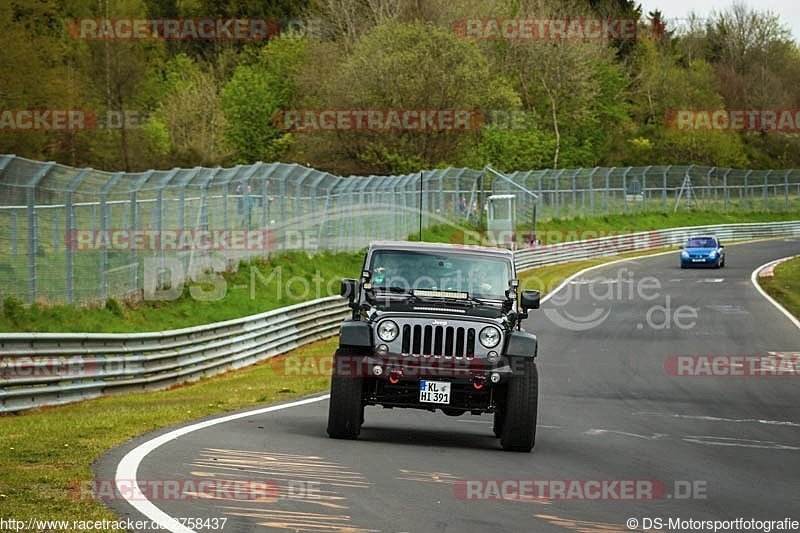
[326,241,541,452]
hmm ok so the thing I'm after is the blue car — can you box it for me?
[680,235,725,269]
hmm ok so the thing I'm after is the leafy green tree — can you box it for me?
[294,21,519,174]
[147,54,229,166]
[222,36,309,163]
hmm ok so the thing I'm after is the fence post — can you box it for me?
[27,188,36,303]
[280,172,287,224]
[26,162,55,303]
[723,169,730,211]
[642,166,650,211]
[622,168,630,213]
[554,169,565,218]
[178,184,186,231]
[744,170,751,210]
[129,170,154,295]
[99,172,124,300]
[439,172,446,218]
[713,168,719,205]
[706,167,714,209]
[784,170,791,209]
[11,211,17,256]
[64,169,90,304]
[763,170,771,210]
[572,170,578,214]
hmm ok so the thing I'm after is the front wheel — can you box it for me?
[500,361,538,452]
[327,349,364,439]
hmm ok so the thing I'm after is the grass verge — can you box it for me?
[758,256,800,320]
[0,251,363,333]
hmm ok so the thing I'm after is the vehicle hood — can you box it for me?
[685,247,718,254]
[373,299,505,319]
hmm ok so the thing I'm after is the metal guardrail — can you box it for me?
[514,221,800,270]
[1,221,798,412]
[0,296,349,412]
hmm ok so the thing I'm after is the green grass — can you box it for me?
[534,209,800,242]
[758,256,800,319]
[0,251,363,333]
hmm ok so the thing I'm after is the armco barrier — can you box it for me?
[0,296,349,412]
[1,221,798,412]
[514,221,800,270]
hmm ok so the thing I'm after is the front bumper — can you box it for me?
[681,256,718,267]
[358,354,514,381]
[337,353,513,412]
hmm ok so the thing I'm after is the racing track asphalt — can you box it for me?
[96,238,800,533]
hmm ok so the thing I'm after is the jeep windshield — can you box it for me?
[368,250,512,300]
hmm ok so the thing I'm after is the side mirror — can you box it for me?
[520,290,540,311]
[340,278,359,305]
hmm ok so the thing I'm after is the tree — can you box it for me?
[150,54,229,166]
[706,3,795,109]
[293,20,519,174]
[222,36,310,163]
[494,0,631,168]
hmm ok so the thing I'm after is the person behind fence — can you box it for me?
[458,196,467,214]
[237,184,255,228]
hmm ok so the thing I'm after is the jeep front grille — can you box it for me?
[401,324,476,358]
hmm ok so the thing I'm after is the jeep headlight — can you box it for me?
[479,326,501,348]
[377,320,399,342]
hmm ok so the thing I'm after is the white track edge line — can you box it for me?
[750,256,800,331]
[114,394,330,532]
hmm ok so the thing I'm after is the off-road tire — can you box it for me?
[500,361,538,452]
[327,348,364,439]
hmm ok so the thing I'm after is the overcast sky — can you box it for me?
[638,0,800,42]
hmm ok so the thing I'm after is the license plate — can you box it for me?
[419,380,451,404]
[692,259,704,262]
